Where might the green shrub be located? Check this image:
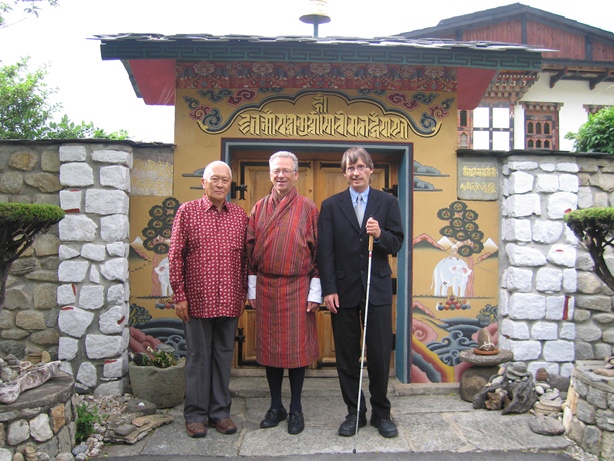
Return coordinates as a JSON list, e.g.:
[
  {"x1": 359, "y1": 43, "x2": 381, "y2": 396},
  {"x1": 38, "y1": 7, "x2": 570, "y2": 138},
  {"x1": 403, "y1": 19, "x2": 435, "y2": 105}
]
[
  {"x1": 75, "y1": 403, "x2": 103, "y2": 444},
  {"x1": 566, "y1": 106, "x2": 614, "y2": 154}
]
